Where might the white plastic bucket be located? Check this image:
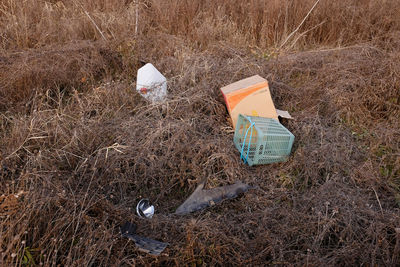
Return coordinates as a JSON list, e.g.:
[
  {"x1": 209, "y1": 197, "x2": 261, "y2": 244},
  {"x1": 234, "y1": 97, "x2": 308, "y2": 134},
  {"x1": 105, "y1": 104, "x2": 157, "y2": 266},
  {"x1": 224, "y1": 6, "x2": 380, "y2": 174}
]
[{"x1": 136, "y1": 63, "x2": 167, "y2": 103}]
